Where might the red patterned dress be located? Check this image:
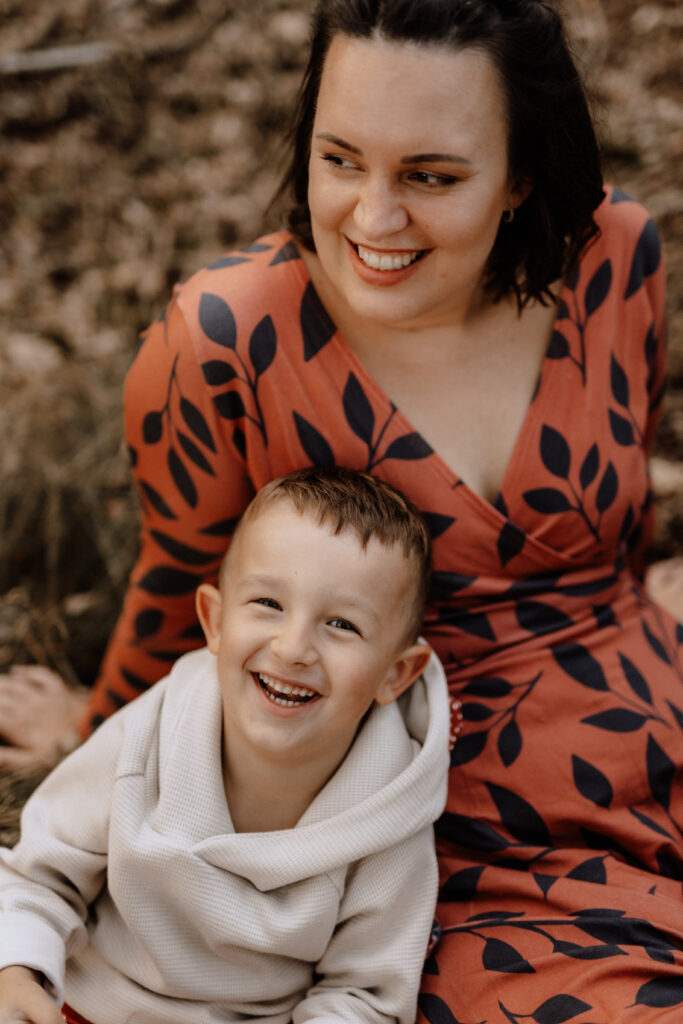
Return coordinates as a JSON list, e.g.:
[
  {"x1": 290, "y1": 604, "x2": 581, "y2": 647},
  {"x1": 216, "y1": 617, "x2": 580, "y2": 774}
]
[{"x1": 88, "y1": 187, "x2": 682, "y2": 1022}]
